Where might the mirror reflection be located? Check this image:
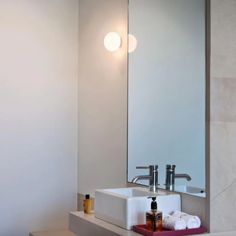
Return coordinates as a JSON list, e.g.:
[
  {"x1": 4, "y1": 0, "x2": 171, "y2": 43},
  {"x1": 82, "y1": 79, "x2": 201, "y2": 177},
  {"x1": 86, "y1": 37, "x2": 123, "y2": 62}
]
[{"x1": 128, "y1": 0, "x2": 206, "y2": 197}]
